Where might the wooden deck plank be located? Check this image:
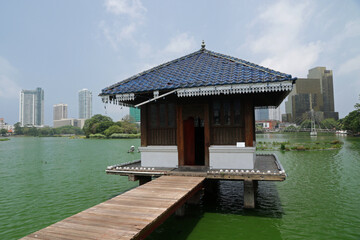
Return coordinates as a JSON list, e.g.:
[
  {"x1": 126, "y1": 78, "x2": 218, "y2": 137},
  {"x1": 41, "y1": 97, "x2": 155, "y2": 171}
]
[{"x1": 21, "y1": 176, "x2": 204, "y2": 240}]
